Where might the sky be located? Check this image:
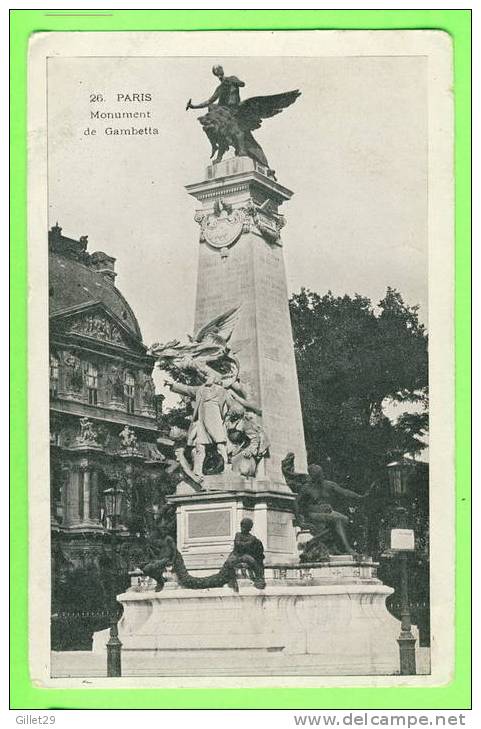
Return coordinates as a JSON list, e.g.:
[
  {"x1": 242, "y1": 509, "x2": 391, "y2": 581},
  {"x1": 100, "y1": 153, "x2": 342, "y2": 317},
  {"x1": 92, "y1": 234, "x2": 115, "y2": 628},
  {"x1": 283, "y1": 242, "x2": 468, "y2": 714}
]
[{"x1": 47, "y1": 54, "x2": 428, "y2": 350}]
